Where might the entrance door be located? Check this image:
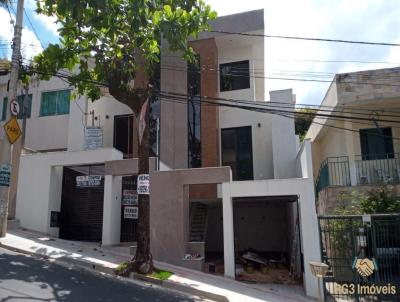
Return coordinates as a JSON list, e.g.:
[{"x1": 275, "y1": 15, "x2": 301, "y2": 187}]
[
  {"x1": 221, "y1": 126, "x2": 253, "y2": 181},
  {"x1": 60, "y1": 165, "x2": 105, "y2": 241},
  {"x1": 120, "y1": 175, "x2": 138, "y2": 242}
]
